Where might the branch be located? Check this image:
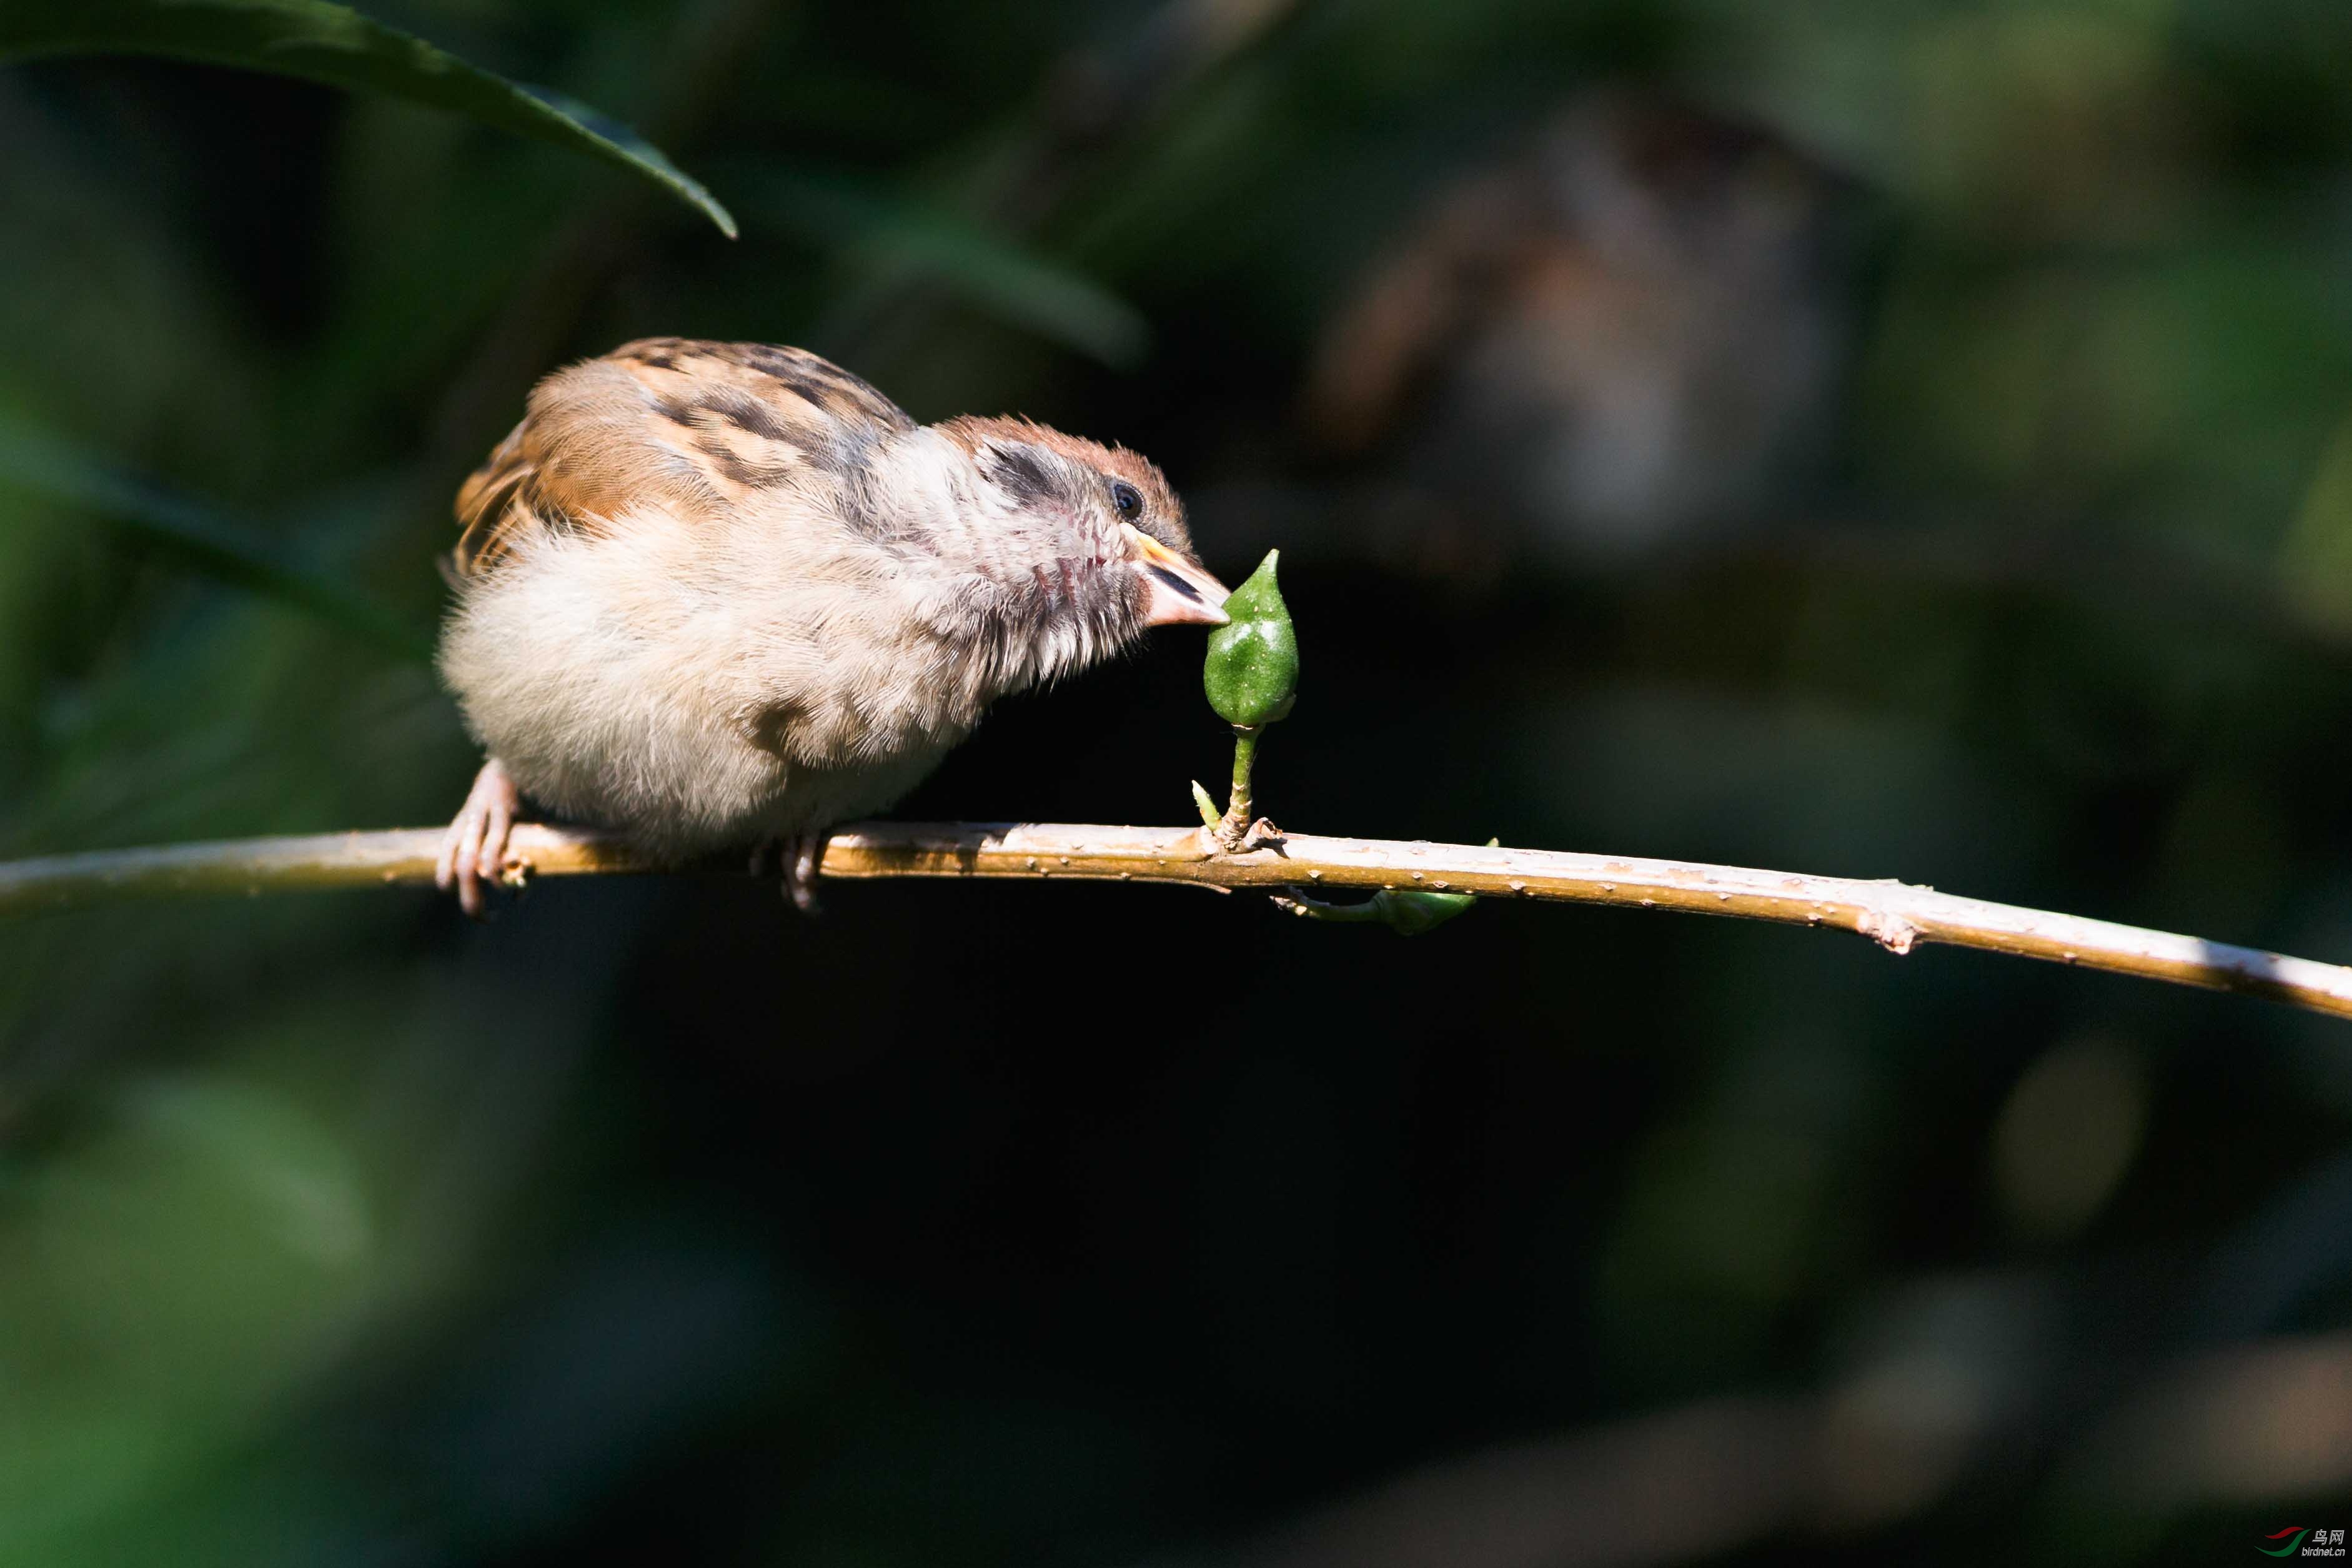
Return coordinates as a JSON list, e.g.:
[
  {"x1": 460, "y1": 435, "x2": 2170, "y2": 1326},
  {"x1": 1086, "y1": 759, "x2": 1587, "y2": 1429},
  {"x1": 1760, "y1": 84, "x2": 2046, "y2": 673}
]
[{"x1": 5, "y1": 821, "x2": 2351, "y2": 1020}]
